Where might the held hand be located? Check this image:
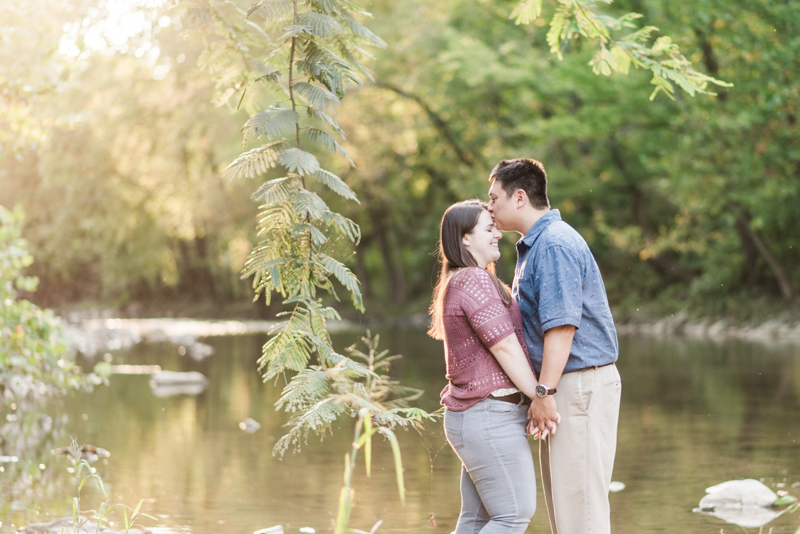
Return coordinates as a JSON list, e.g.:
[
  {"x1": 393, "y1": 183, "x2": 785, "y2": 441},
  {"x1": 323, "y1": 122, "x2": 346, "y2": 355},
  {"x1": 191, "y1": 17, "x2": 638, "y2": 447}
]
[
  {"x1": 526, "y1": 396, "x2": 560, "y2": 439},
  {"x1": 526, "y1": 413, "x2": 561, "y2": 439}
]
